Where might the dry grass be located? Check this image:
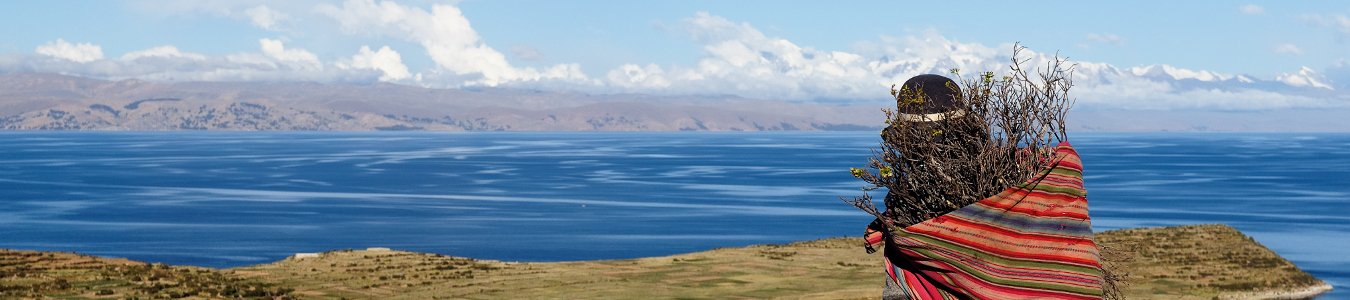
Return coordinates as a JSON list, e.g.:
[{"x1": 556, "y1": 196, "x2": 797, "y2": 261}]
[
  {"x1": 0, "y1": 249, "x2": 290, "y2": 299},
  {"x1": 1096, "y1": 224, "x2": 1331, "y2": 299},
  {"x1": 2, "y1": 224, "x2": 1331, "y2": 299},
  {"x1": 229, "y1": 241, "x2": 880, "y2": 300}
]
